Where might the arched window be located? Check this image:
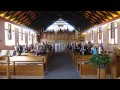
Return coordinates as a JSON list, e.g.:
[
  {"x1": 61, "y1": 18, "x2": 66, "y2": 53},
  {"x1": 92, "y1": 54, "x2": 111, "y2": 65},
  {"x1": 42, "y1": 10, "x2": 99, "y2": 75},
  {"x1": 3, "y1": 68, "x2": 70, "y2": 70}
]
[
  {"x1": 91, "y1": 30, "x2": 94, "y2": 43},
  {"x1": 5, "y1": 22, "x2": 15, "y2": 46},
  {"x1": 19, "y1": 27, "x2": 25, "y2": 45},
  {"x1": 28, "y1": 31, "x2": 32, "y2": 45},
  {"x1": 34, "y1": 33, "x2": 37, "y2": 44},
  {"x1": 108, "y1": 21, "x2": 118, "y2": 44},
  {"x1": 98, "y1": 27, "x2": 103, "y2": 44}
]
